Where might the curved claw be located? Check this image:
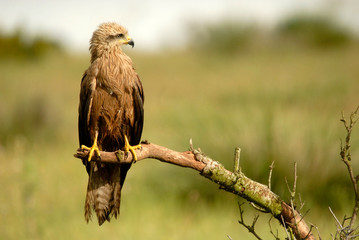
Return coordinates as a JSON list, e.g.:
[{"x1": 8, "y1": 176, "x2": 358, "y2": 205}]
[
  {"x1": 124, "y1": 135, "x2": 141, "y2": 162},
  {"x1": 81, "y1": 131, "x2": 101, "y2": 161}
]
